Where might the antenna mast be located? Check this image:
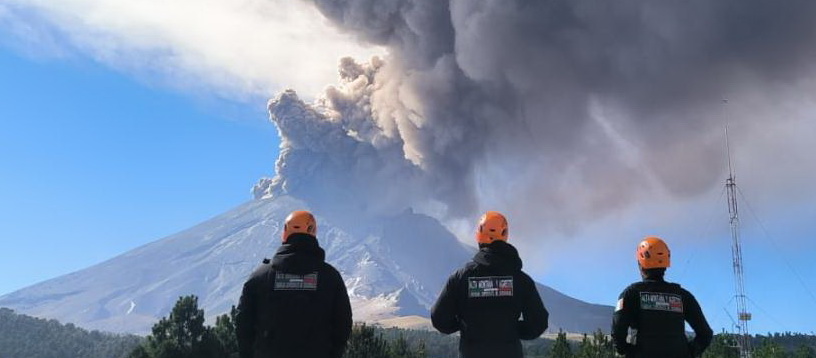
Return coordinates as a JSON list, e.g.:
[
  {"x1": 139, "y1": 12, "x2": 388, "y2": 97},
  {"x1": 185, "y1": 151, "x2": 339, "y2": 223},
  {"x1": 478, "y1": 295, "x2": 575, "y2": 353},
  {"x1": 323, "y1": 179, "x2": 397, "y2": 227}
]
[{"x1": 725, "y1": 125, "x2": 752, "y2": 358}]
